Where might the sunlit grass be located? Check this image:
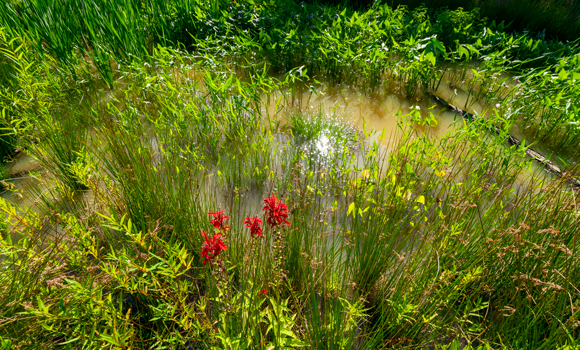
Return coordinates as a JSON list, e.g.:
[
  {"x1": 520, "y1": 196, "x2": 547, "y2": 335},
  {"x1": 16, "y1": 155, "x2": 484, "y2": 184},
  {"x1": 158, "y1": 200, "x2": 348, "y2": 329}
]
[{"x1": 0, "y1": 1, "x2": 579, "y2": 349}]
